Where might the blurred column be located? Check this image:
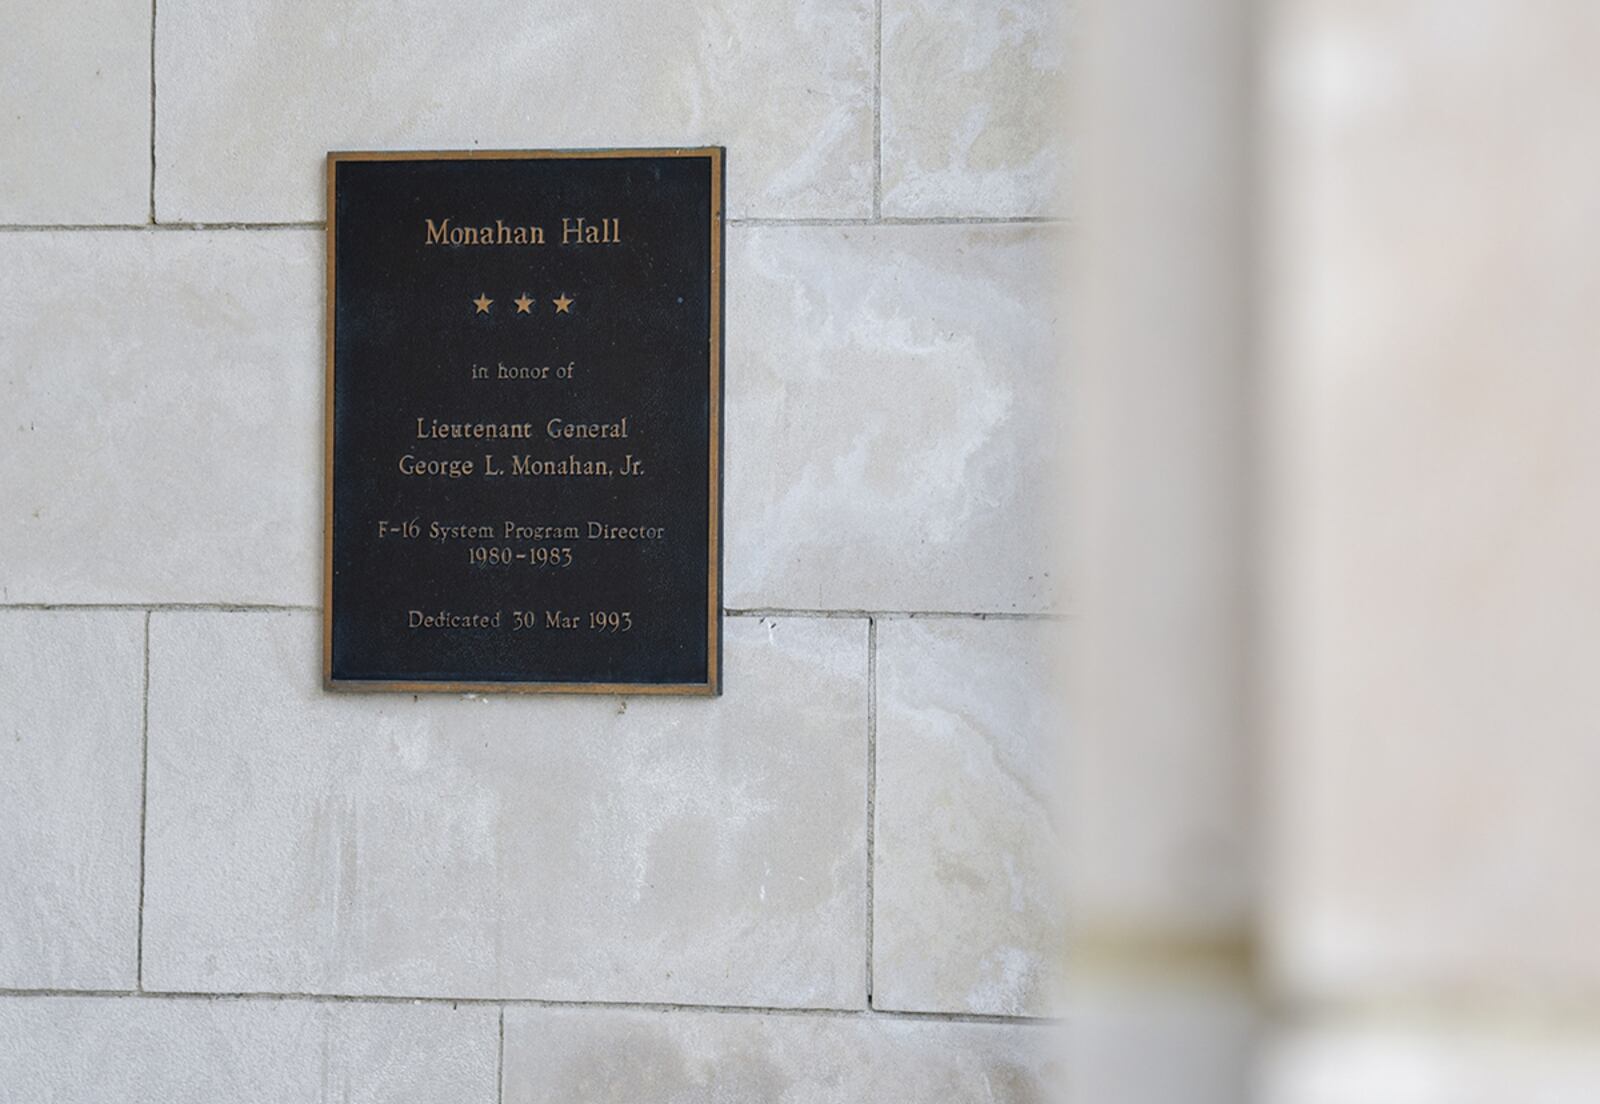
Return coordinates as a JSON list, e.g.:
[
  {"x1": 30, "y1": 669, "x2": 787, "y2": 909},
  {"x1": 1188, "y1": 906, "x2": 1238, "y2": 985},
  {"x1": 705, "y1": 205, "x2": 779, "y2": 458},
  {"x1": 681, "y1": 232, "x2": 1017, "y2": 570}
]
[
  {"x1": 1260, "y1": 2, "x2": 1600, "y2": 1100},
  {"x1": 1069, "y1": 0, "x2": 1258, "y2": 1100}
]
